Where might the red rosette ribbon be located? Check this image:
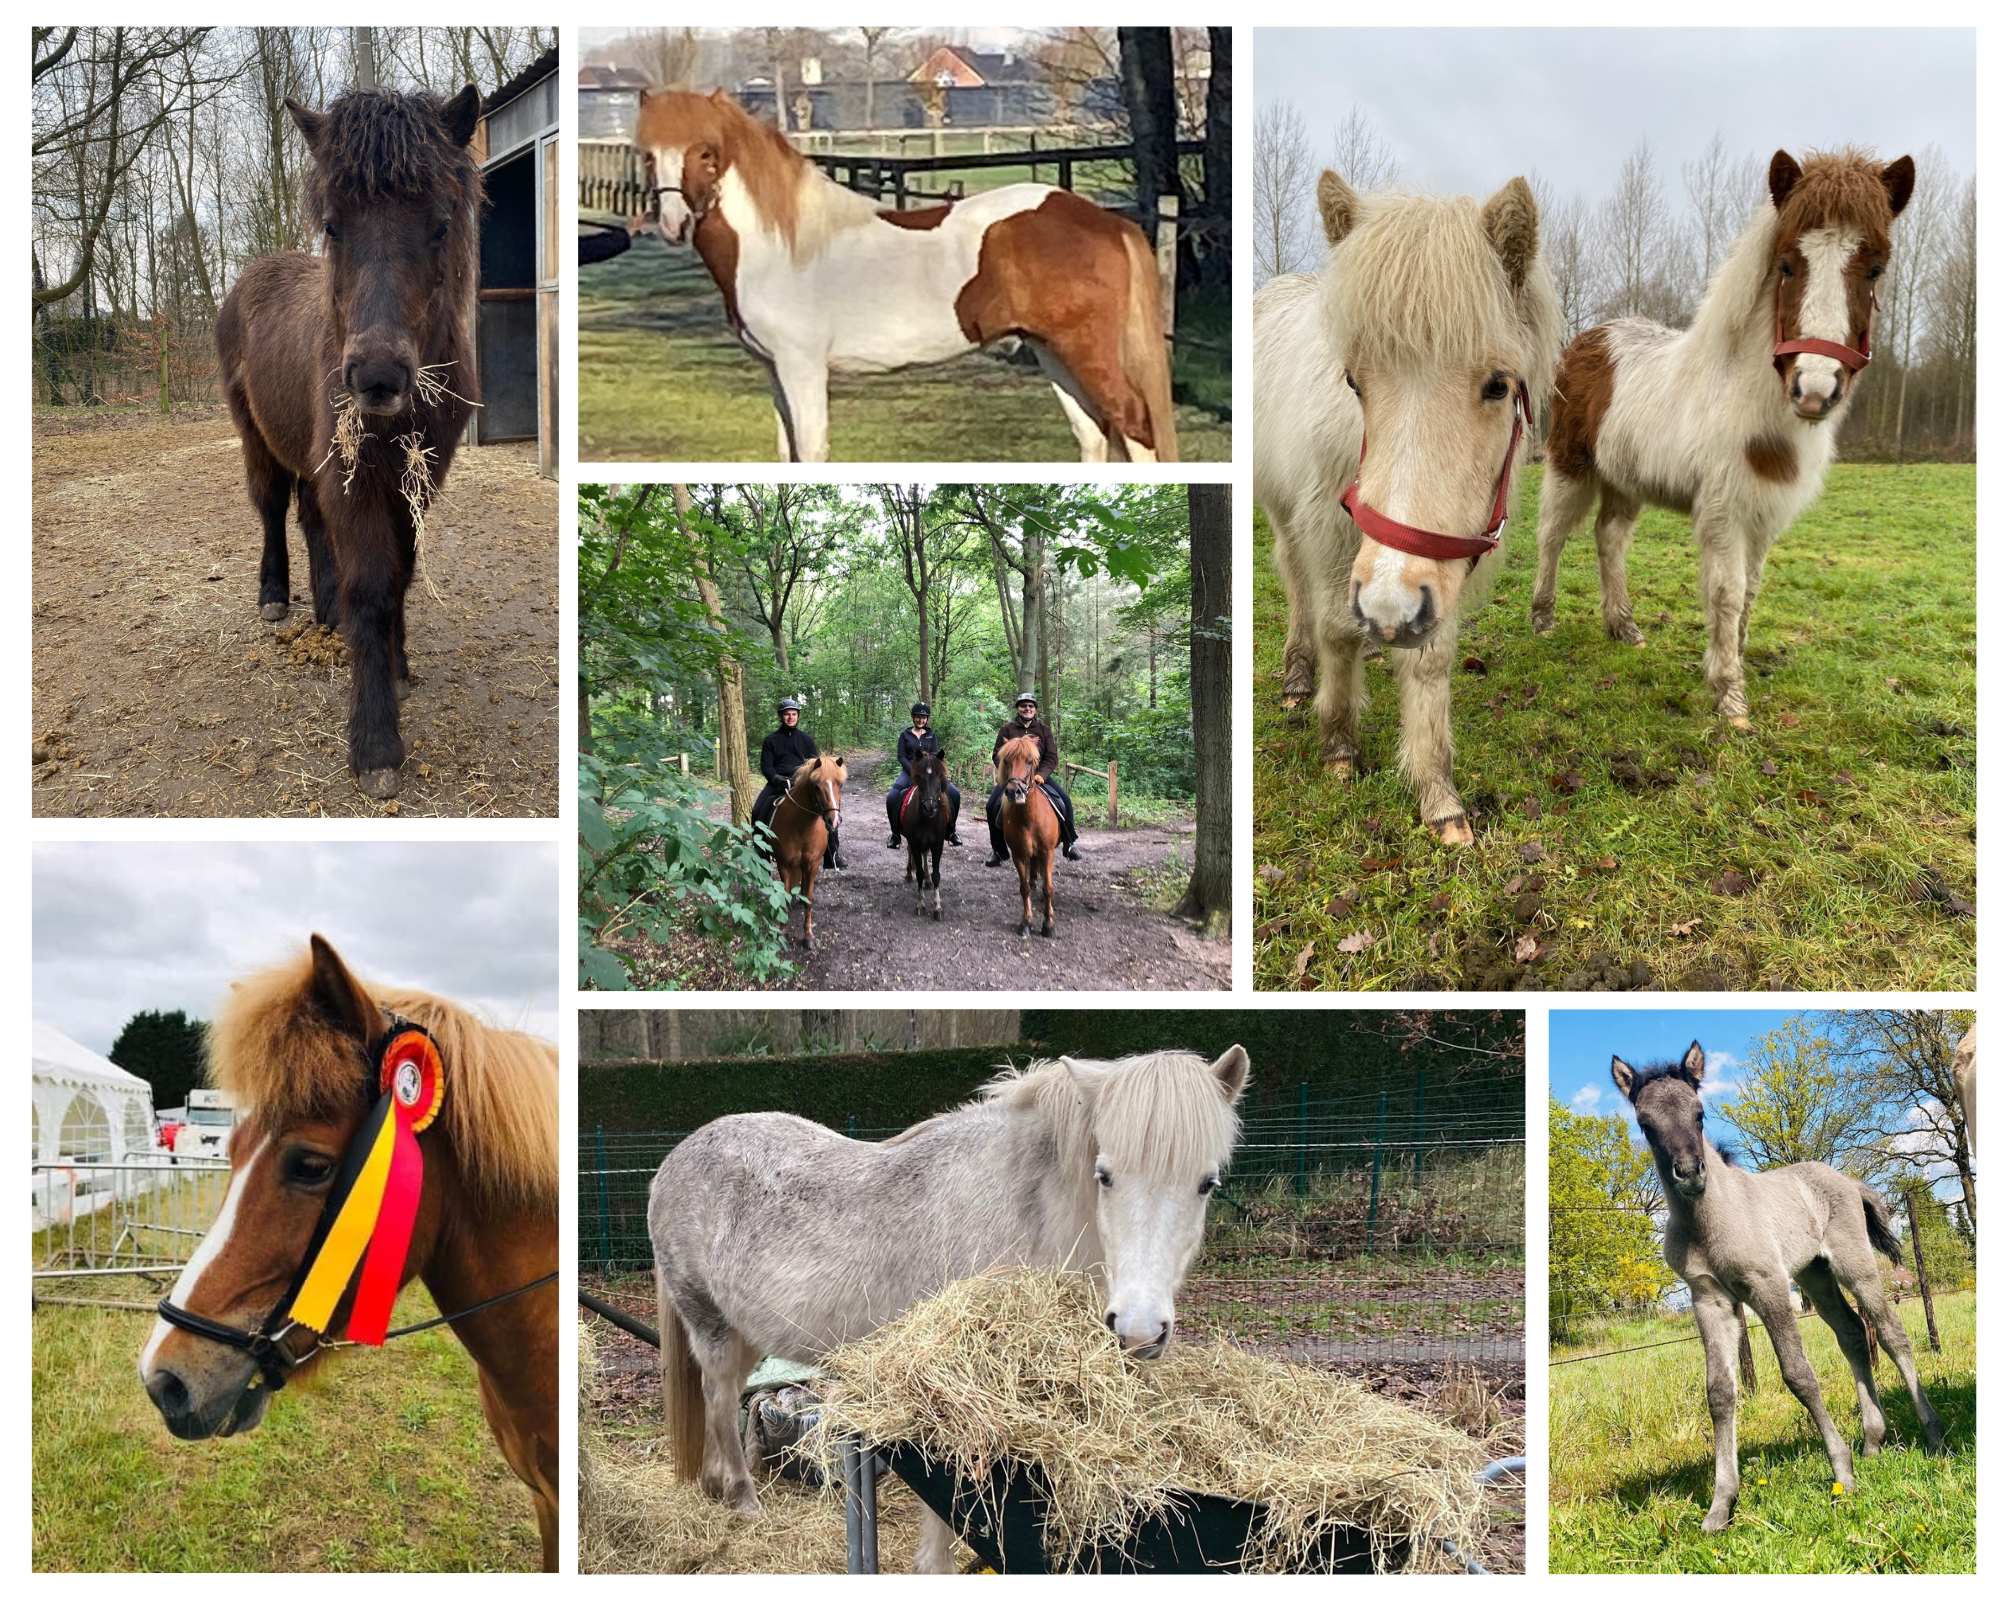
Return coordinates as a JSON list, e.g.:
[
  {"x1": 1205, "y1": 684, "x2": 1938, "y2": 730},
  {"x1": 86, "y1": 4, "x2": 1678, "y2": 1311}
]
[{"x1": 347, "y1": 1029, "x2": 444, "y2": 1344}]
